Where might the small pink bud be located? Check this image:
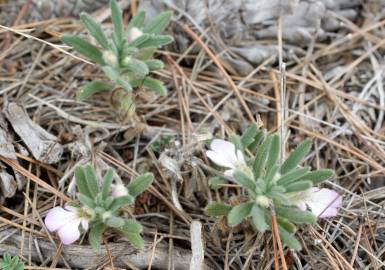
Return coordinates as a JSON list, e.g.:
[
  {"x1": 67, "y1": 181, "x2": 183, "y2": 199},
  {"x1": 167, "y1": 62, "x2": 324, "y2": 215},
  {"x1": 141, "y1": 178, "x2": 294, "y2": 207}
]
[
  {"x1": 127, "y1": 27, "x2": 143, "y2": 43},
  {"x1": 111, "y1": 183, "x2": 128, "y2": 197}
]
